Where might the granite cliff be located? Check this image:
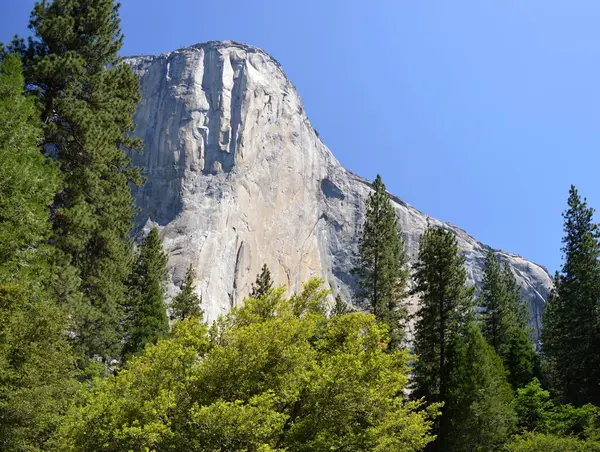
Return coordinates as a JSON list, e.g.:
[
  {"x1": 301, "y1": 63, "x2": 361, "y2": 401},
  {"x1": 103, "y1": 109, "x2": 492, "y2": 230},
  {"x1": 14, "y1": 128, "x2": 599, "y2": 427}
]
[{"x1": 125, "y1": 41, "x2": 551, "y2": 338}]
